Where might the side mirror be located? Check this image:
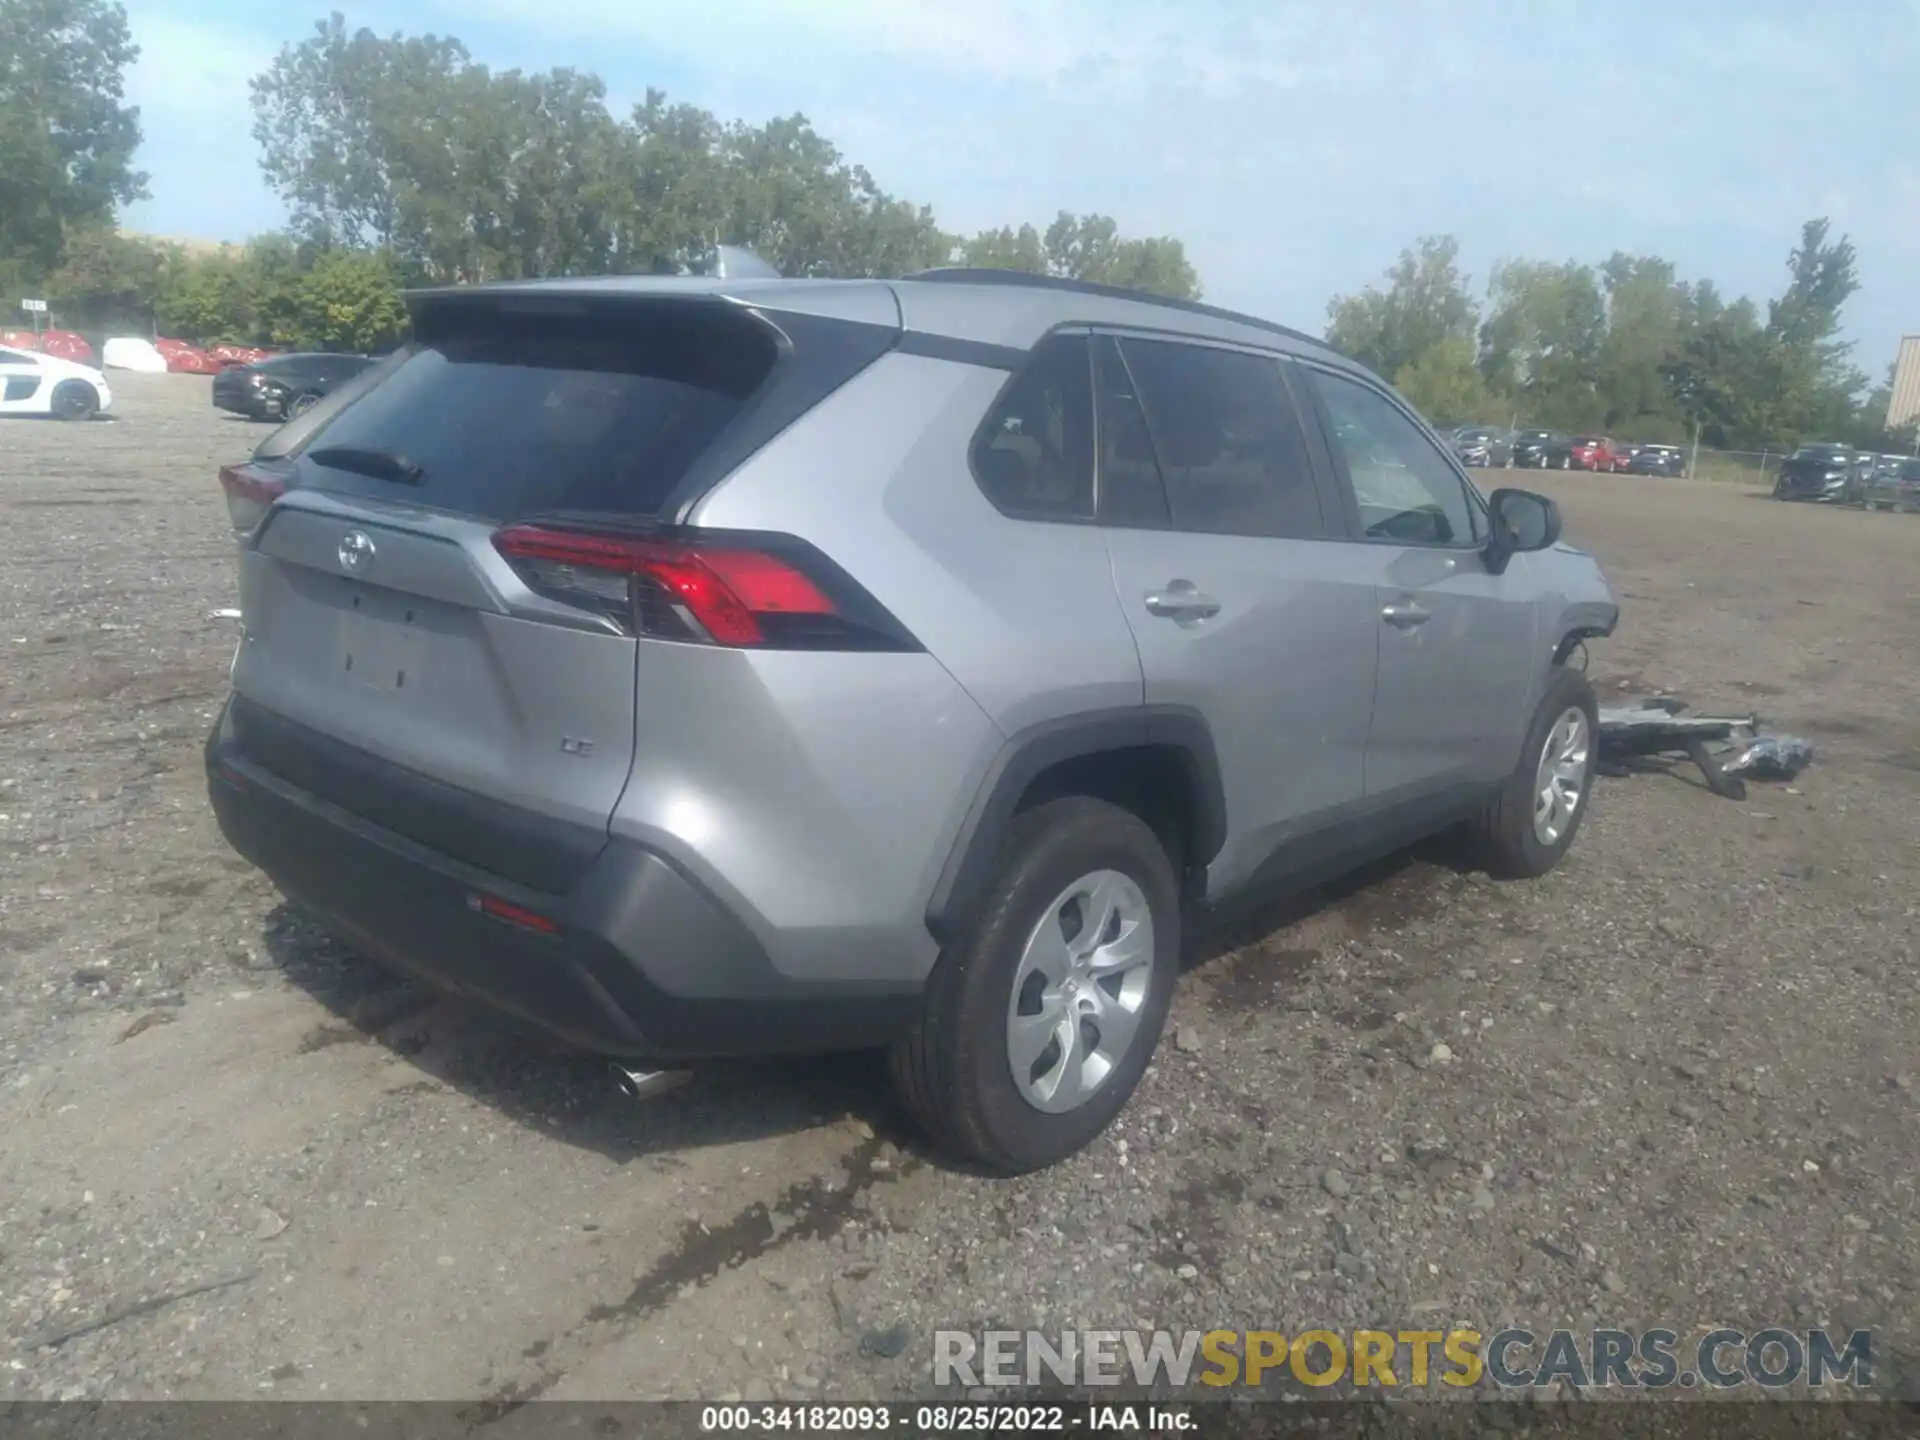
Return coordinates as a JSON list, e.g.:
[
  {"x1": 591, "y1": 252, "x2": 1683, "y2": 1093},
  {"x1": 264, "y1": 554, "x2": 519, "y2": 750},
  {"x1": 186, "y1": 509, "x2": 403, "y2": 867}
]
[{"x1": 1484, "y1": 488, "x2": 1562, "y2": 575}]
